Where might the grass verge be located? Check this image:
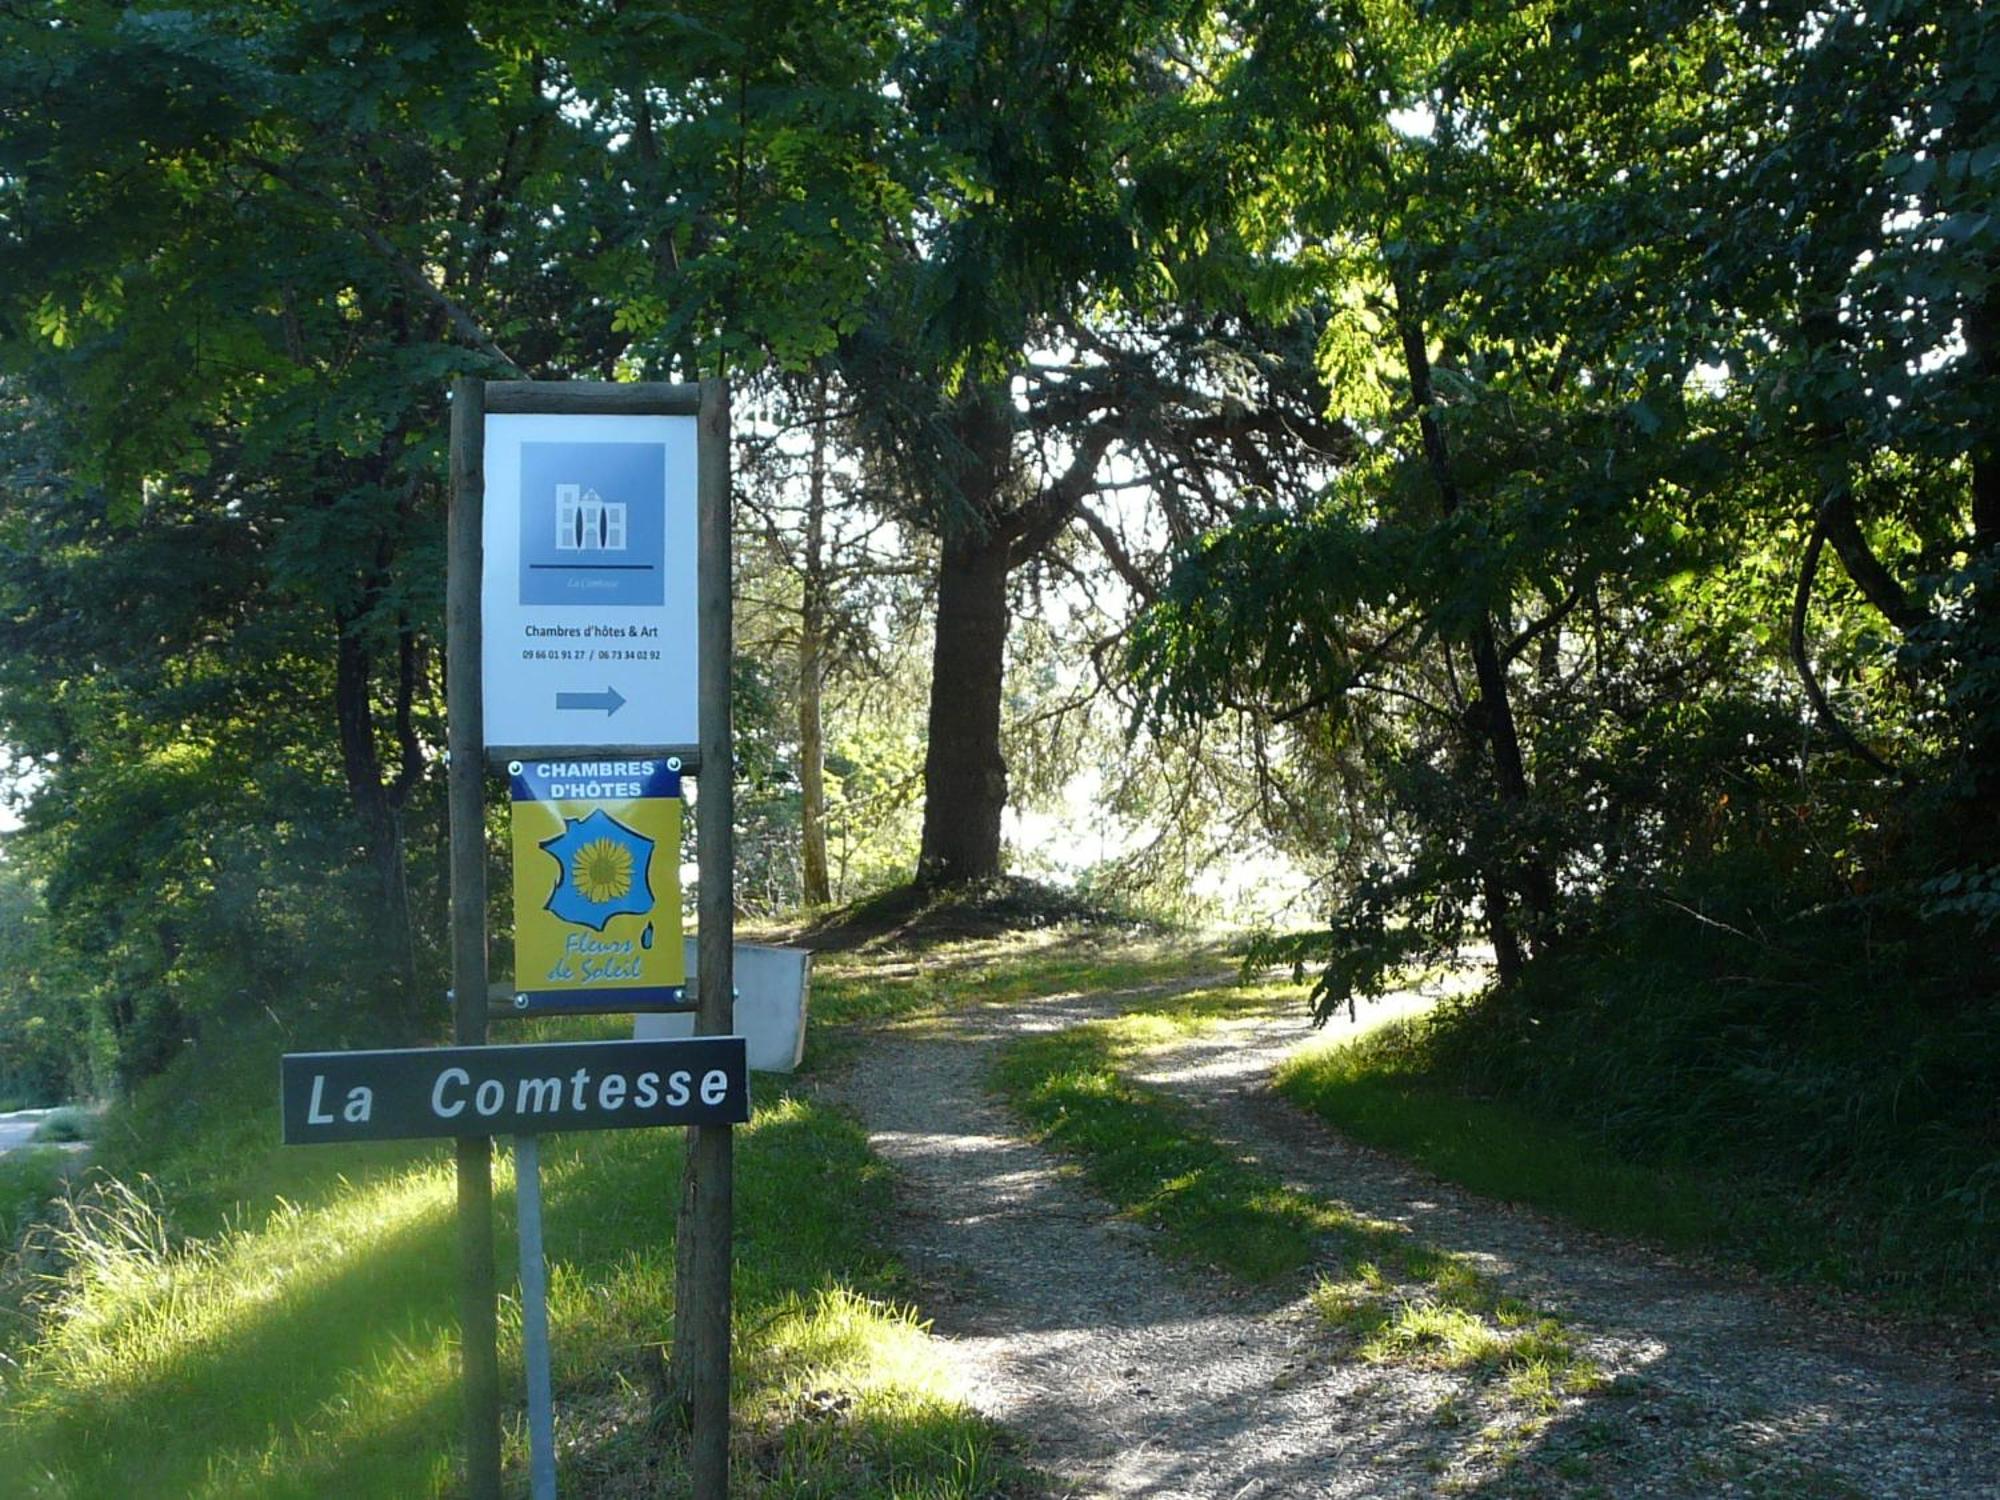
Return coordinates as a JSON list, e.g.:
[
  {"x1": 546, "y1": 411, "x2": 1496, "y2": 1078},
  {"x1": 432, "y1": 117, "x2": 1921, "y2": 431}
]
[
  {"x1": 810, "y1": 929, "x2": 1221, "y2": 1030},
  {"x1": 0, "y1": 1150, "x2": 70, "y2": 1251},
  {"x1": 1274, "y1": 1009, "x2": 1999, "y2": 1326},
  {"x1": 993, "y1": 1023, "x2": 1349, "y2": 1283},
  {"x1": 29, "y1": 1111, "x2": 94, "y2": 1146},
  {"x1": 1274, "y1": 1021, "x2": 1735, "y2": 1256},
  {"x1": 0, "y1": 1031, "x2": 1035, "y2": 1499},
  {"x1": 1330, "y1": 890, "x2": 2000, "y2": 1327},
  {"x1": 990, "y1": 992, "x2": 1598, "y2": 1410}
]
